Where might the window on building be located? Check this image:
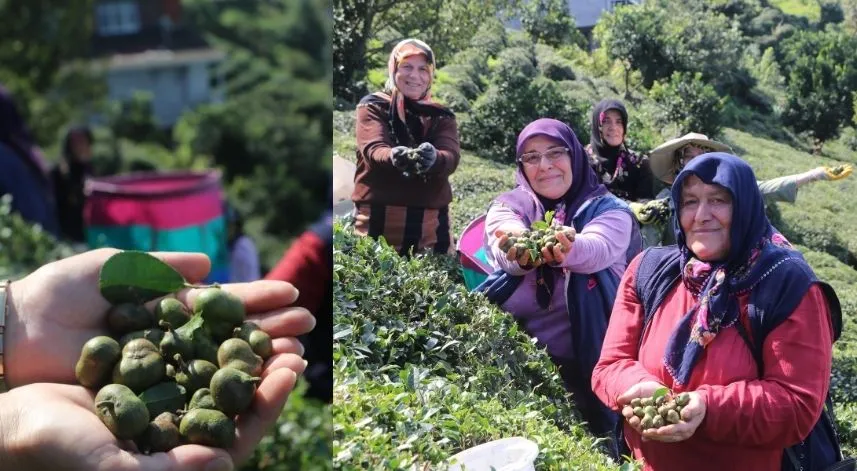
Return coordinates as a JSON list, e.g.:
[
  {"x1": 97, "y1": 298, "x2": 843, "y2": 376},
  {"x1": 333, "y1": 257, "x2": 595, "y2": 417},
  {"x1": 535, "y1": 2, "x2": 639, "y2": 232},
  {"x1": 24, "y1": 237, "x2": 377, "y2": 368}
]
[{"x1": 96, "y1": 1, "x2": 142, "y2": 36}]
